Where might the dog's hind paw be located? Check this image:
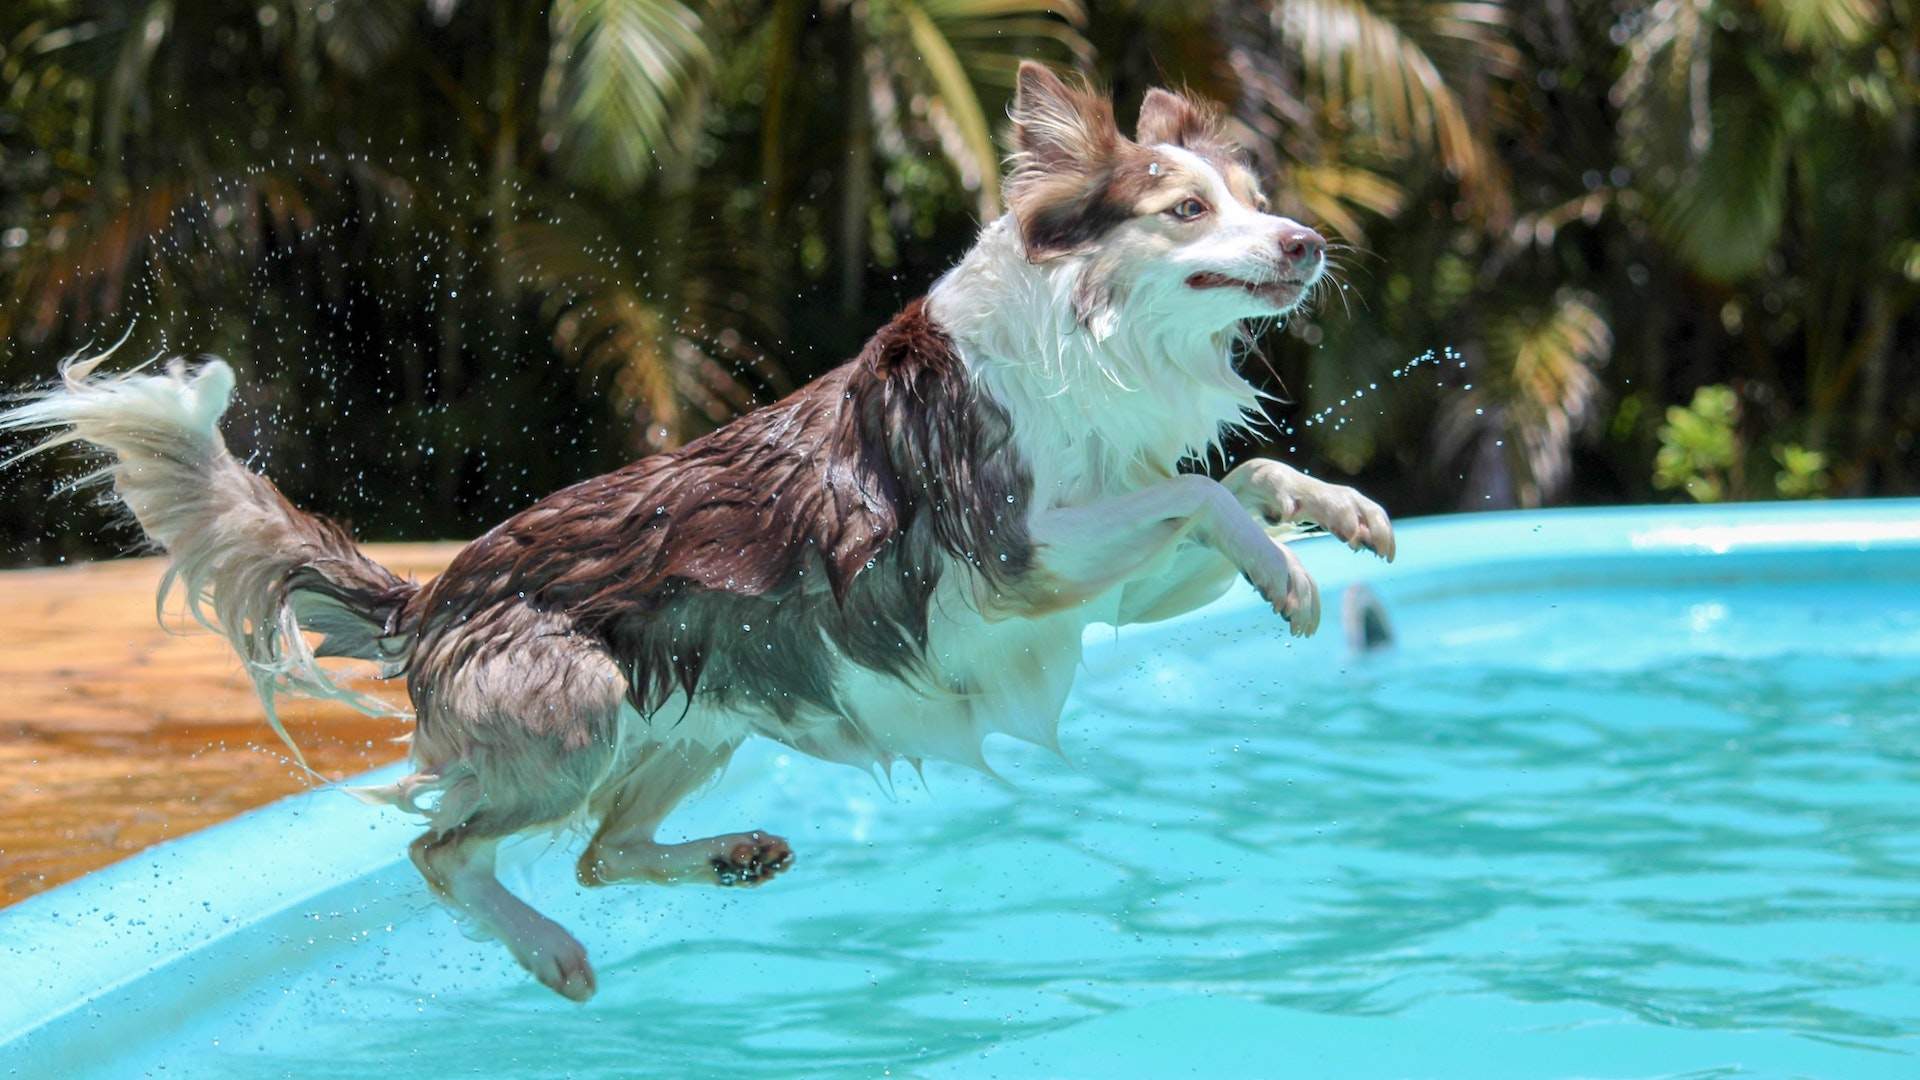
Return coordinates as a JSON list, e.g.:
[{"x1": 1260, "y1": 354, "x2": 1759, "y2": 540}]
[
  {"x1": 511, "y1": 921, "x2": 597, "y2": 1002},
  {"x1": 711, "y1": 831, "x2": 795, "y2": 887}
]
